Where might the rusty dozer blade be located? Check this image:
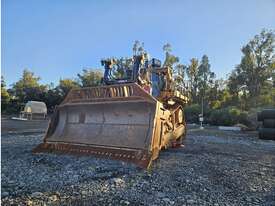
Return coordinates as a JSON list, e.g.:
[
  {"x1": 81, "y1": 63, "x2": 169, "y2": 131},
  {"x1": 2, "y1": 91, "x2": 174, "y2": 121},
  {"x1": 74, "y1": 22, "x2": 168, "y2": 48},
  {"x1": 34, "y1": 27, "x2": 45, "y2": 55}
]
[{"x1": 33, "y1": 83, "x2": 166, "y2": 168}]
